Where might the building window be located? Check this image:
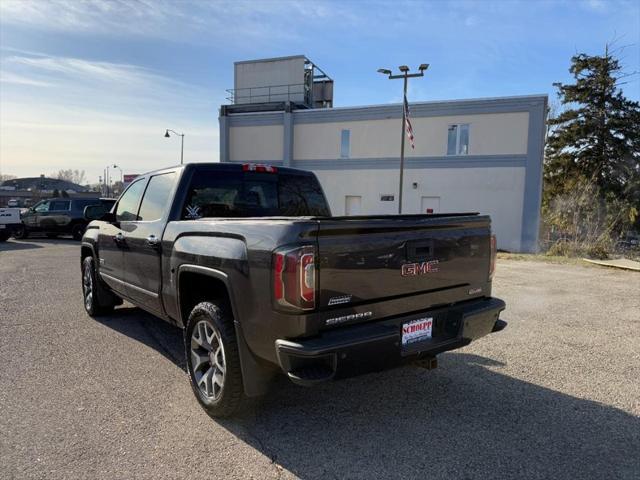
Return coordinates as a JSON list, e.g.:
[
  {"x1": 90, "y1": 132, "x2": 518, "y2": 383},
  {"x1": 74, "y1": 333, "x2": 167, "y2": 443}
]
[
  {"x1": 447, "y1": 124, "x2": 469, "y2": 155},
  {"x1": 340, "y1": 129, "x2": 350, "y2": 158}
]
